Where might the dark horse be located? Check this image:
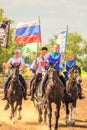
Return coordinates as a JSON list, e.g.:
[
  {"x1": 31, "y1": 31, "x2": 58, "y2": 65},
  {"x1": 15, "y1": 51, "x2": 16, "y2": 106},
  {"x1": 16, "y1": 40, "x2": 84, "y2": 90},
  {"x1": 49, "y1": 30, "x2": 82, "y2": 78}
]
[
  {"x1": 6, "y1": 63, "x2": 23, "y2": 124},
  {"x1": 64, "y1": 65, "x2": 81, "y2": 126},
  {"x1": 44, "y1": 63, "x2": 65, "y2": 130},
  {"x1": 31, "y1": 69, "x2": 47, "y2": 123}
]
